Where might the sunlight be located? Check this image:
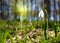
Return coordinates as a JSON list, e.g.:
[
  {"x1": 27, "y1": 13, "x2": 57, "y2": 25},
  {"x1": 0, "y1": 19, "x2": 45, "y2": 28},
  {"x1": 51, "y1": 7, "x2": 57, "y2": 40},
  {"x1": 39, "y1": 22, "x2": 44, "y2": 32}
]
[
  {"x1": 16, "y1": 1, "x2": 27, "y2": 16},
  {"x1": 16, "y1": 0, "x2": 28, "y2": 29}
]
